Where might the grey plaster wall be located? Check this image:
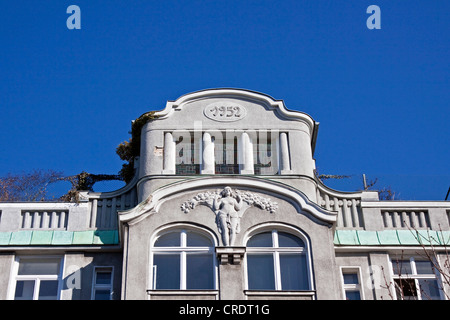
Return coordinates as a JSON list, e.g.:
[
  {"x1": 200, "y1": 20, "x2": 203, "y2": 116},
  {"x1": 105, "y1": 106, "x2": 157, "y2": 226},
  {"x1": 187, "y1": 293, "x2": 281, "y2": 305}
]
[
  {"x1": 0, "y1": 253, "x2": 14, "y2": 299},
  {"x1": 122, "y1": 185, "x2": 340, "y2": 300},
  {"x1": 61, "y1": 251, "x2": 123, "y2": 300},
  {"x1": 335, "y1": 253, "x2": 374, "y2": 300}
]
